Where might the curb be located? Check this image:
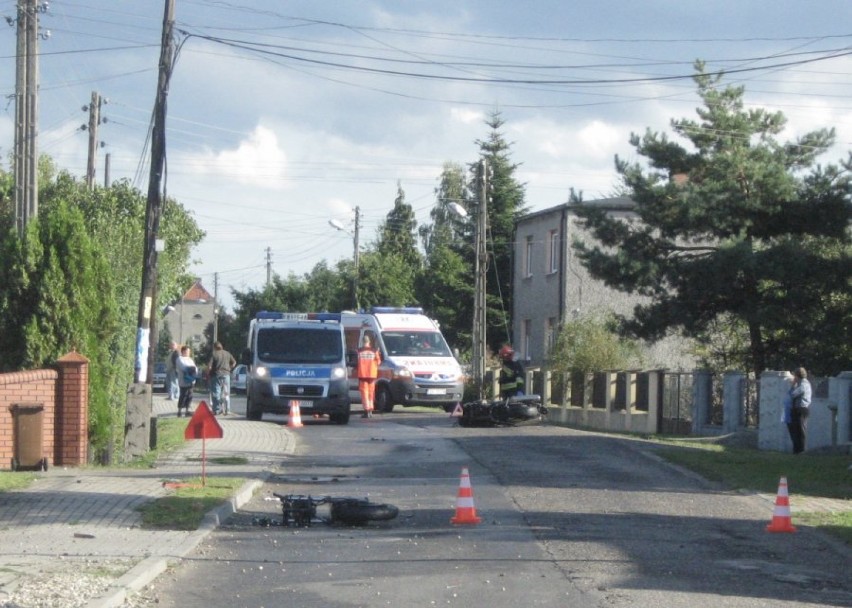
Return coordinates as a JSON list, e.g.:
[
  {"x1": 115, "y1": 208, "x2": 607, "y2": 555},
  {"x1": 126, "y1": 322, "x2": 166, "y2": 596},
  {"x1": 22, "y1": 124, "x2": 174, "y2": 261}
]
[{"x1": 86, "y1": 476, "x2": 268, "y2": 608}]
